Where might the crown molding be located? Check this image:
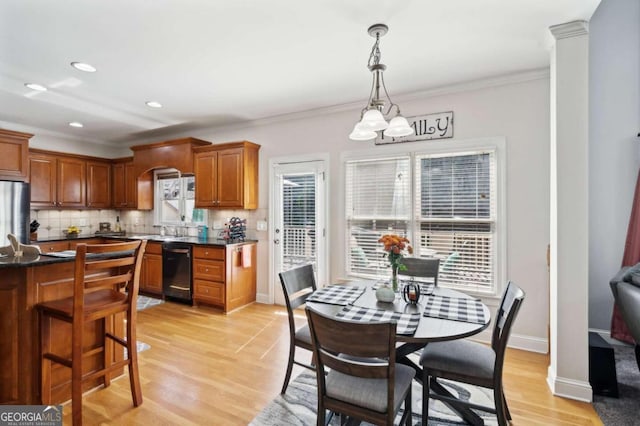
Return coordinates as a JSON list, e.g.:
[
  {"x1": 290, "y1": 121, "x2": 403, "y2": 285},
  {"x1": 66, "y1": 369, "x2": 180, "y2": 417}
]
[
  {"x1": 549, "y1": 20, "x2": 589, "y2": 40},
  {"x1": 200, "y1": 68, "x2": 551, "y2": 135}
]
